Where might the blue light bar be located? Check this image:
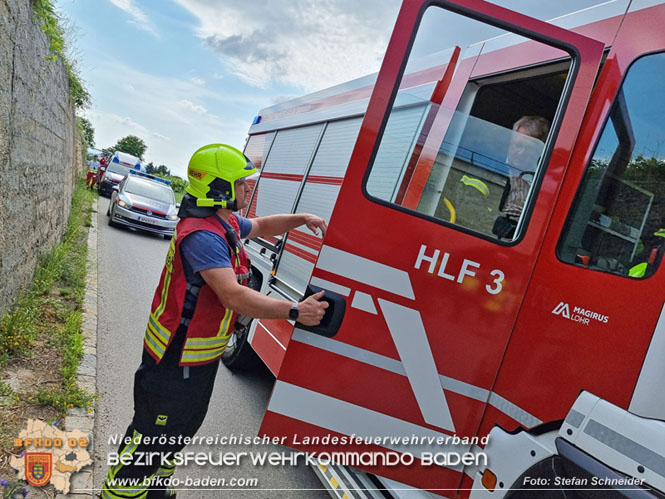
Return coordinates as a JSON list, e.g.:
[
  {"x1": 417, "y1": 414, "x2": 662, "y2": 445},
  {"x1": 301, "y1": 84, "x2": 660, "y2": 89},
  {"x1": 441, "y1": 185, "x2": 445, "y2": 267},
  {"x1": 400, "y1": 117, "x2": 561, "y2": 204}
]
[
  {"x1": 128, "y1": 170, "x2": 172, "y2": 185},
  {"x1": 252, "y1": 115, "x2": 262, "y2": 125}
]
